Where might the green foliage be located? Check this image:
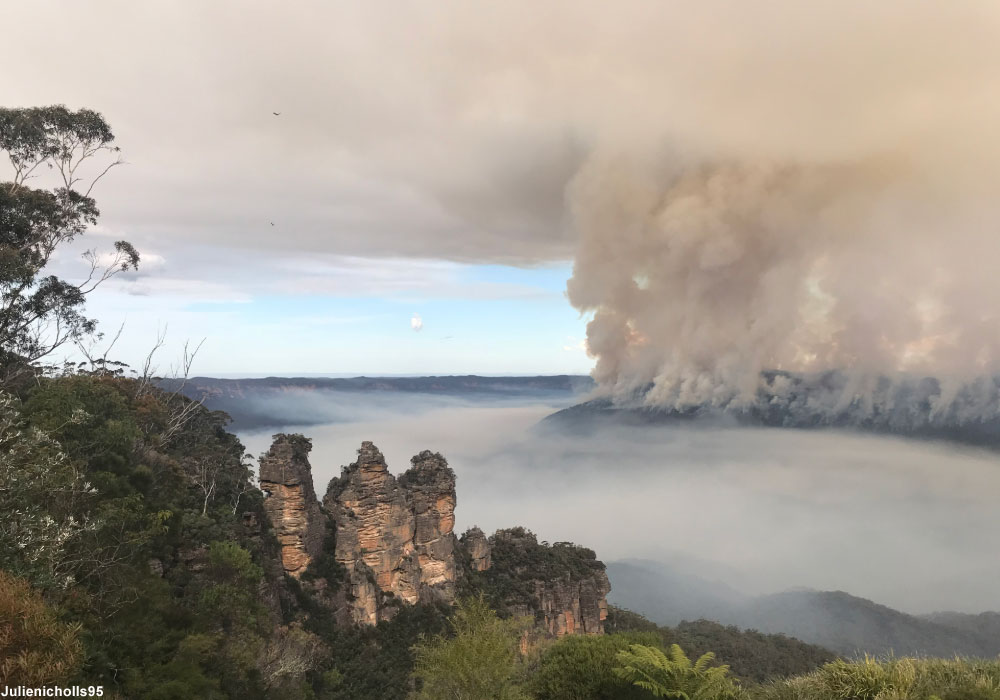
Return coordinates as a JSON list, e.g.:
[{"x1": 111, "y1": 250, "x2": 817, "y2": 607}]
[
  {"x1": 0, "y1": 371, "x2": 287, "y2": 698},
  {"x1": 22, "y1": 375, "x2": 140, "y2": 495},
  {"x1": 0, "y1": 391, "x2": 94, "y2": 588},
  {"x1": 672, "y1": 620, "x2": 836, "y2": 685},
  {"x1": 410, "y1": 595, "x2": 531, "y2": 700},
  {"x1": 754, "y1": 657, "x2": 1000, "y2": 700},
  {"x1": 0, "y1": 569, "x2": 83, "y2": 686},
  {"x1": 530, "y1": 632, "x2": 663, "y2": 699},
  {"x1": 490, "y1": 527, "x2": 603, "y2": 582},
  {"x1": 461, "y1": 527, "x2": 605, "y2": 622},
  {"x1": 0, "y1": 105, "x2": 115, "y2": 162},
  {"x1": 0, "y1": 105, "x2": 137, "y2": 386},
  {"x1": 615, "y1": 643, "x2": 743, "y2": 700},
  {"x1": 198, "y1": 541, "x2": 265, "y2": 633},
  {"x1": 286, "y1": 590, "x2": 450, "y2": 700},
  {"x1": 300, "y1": 519, "x2": 346, "y2": 591},
  {"x1": 207, "y1": 540, "x2": 264, "y2": 586},
  {"x1": 606, "y1": 607, "x2": 836, "y2": 684}
]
